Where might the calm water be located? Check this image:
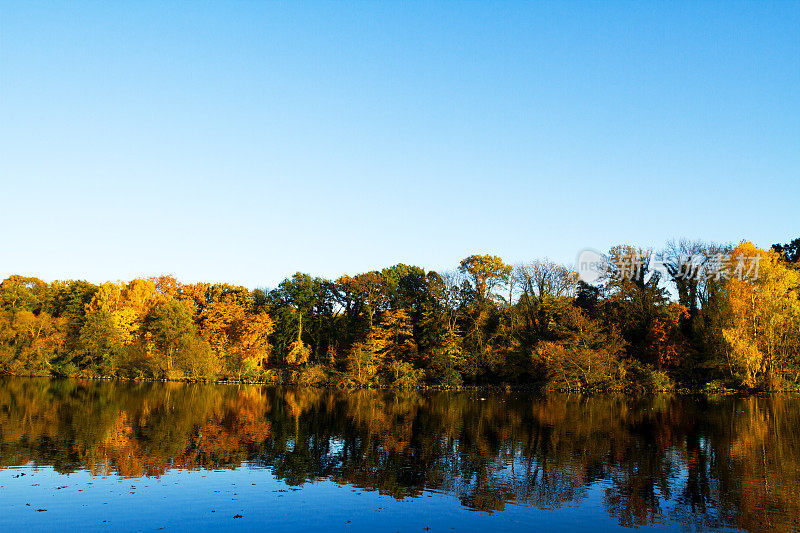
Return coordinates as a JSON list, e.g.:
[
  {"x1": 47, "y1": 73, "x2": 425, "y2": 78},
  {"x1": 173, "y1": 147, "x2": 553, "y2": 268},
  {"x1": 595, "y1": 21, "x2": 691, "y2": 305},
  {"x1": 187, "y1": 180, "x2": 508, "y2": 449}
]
[{"x1": 0, "y1": 378, "x2": 798, "y2": 532}]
